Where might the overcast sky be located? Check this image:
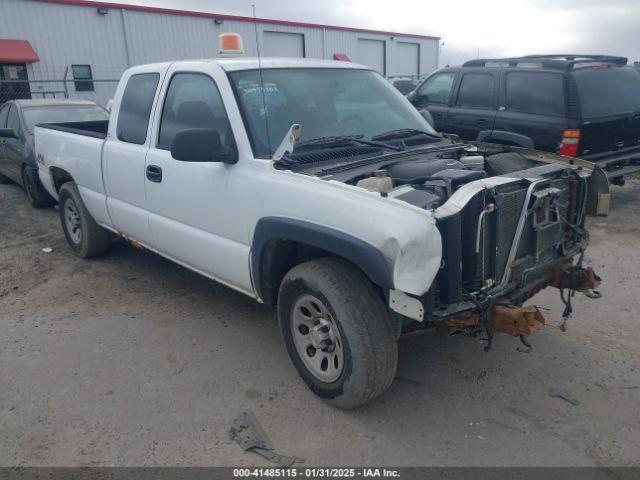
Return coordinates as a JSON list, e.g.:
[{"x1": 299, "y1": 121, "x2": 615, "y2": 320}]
[{"x1": 99, "y1": 0, "x2": 639, "y2": 65}]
